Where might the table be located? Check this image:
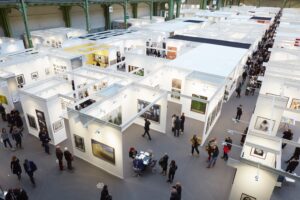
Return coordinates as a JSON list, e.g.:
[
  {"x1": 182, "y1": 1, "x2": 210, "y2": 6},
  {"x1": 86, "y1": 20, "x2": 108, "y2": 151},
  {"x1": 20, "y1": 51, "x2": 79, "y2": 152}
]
[{"x1": 135, "y1": 151, "x2": 151, "y2": 166}]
